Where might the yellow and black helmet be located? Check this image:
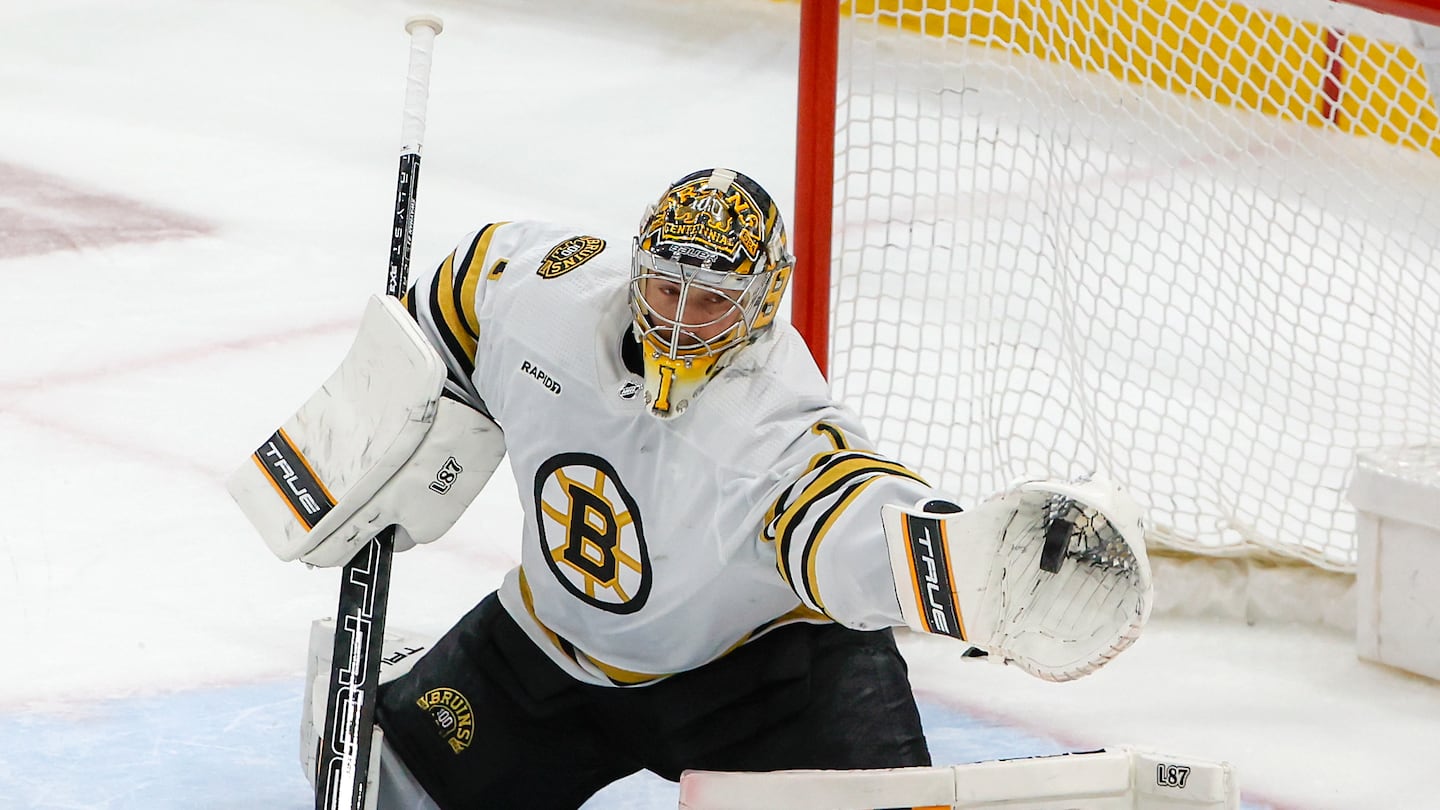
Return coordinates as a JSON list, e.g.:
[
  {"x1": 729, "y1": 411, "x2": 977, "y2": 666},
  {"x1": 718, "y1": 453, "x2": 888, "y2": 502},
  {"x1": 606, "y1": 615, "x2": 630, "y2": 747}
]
[{"x1": 630, "y1": 168, "x2": 794, "y2": 418}]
